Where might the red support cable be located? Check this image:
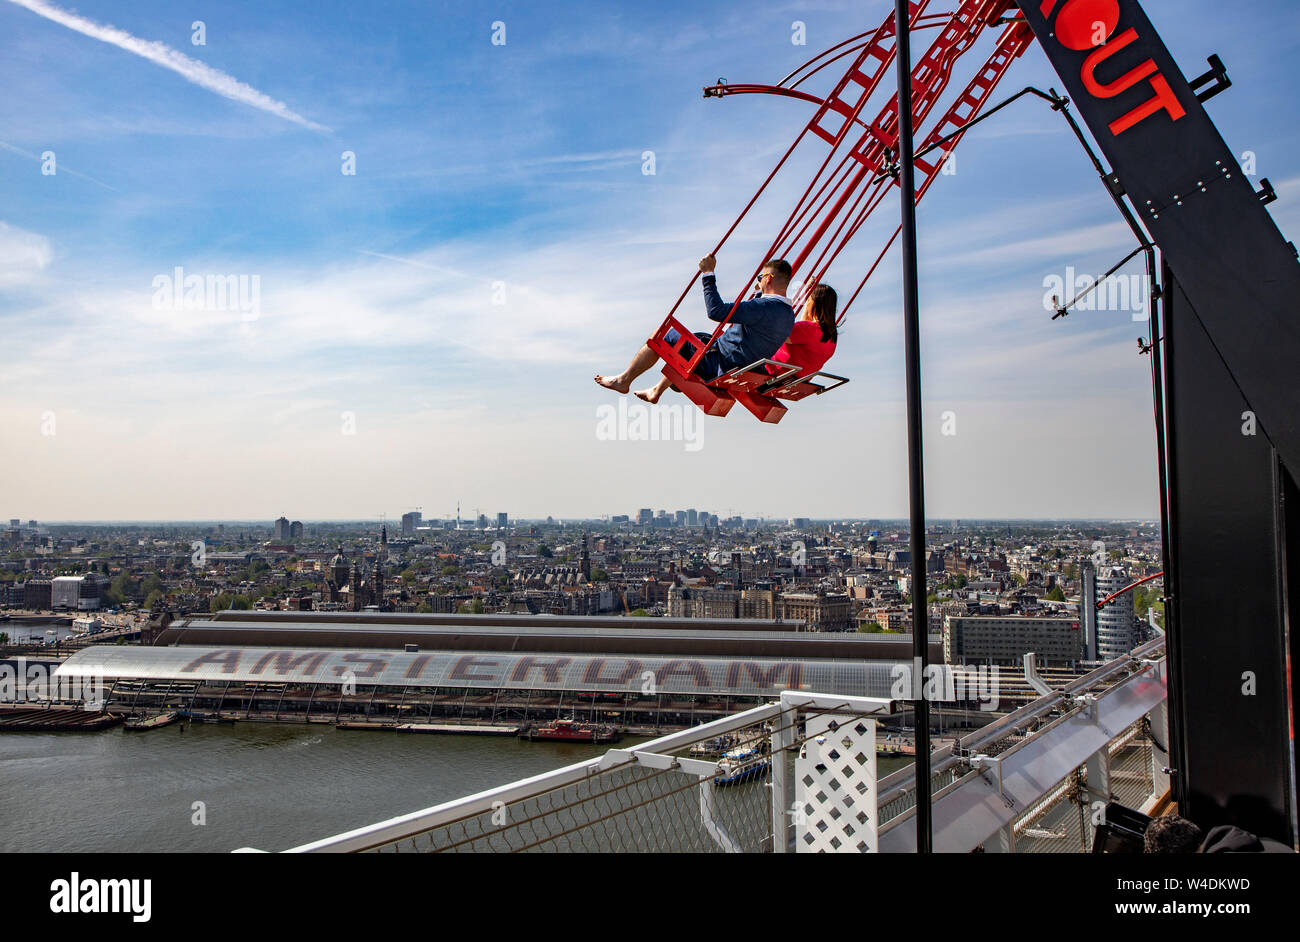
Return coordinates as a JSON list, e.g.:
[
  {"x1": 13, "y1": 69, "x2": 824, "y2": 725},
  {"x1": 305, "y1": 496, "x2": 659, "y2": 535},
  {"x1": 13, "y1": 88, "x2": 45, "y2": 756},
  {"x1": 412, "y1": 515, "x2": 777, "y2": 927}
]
[
  {"x1": 1097, "y1": 571, "x2": 1165, "y2": 610},
  {"x1": 665, "y1": 1, "x2": 932, "y2": 373},
  {"x1": 647, "y1": 0, "x2": 1029, "y2": 408},
  {"x1": 841, "y1": 20, "x2": 1034, "y2": 320}
]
